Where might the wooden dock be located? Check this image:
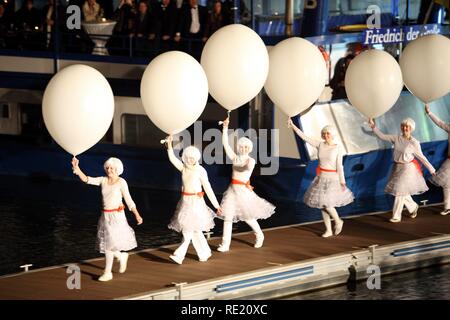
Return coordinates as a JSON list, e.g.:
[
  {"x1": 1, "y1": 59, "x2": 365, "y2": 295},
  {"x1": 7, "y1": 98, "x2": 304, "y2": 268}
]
[{"x1": 1, "y1": 204, "x2": 450, "y2": 300}]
